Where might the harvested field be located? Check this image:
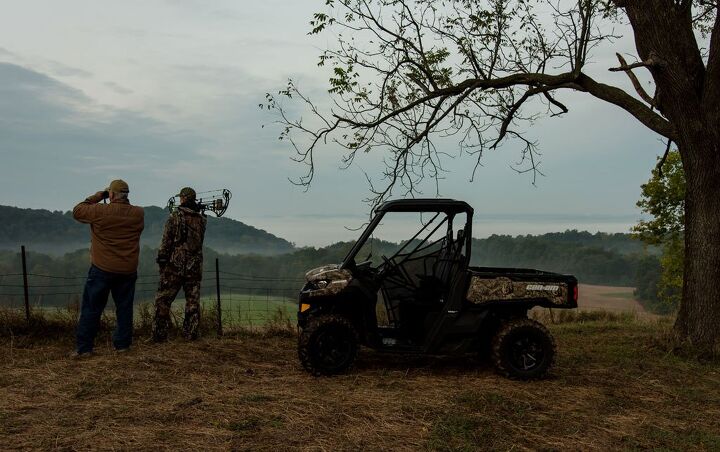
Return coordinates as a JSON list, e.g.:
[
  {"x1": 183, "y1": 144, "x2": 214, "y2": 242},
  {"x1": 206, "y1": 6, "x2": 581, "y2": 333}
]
[
  {"x1": 1, "y1": 317, "x2": 719, "y2": 451},
  {"x1": 577, "y1": 284, "x2": 653, "y2": 317}
]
